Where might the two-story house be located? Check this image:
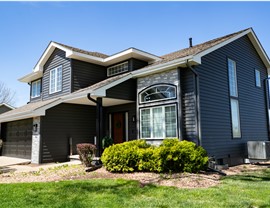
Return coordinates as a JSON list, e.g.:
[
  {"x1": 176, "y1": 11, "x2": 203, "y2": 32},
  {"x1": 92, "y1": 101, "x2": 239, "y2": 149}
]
[{"x1": 0, "y1": 27, "x2": 269, "y2": 166}]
